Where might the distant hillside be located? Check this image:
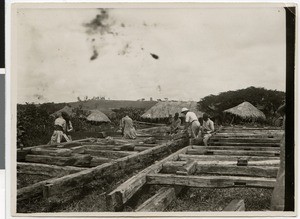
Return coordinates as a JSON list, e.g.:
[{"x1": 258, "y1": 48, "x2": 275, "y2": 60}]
[
  {"x1": 18, "y1": 100, "x2": 158, "y2": 115},
  {"x1": 67, "y1": 100, "x2": 158, "y2": 111}
]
